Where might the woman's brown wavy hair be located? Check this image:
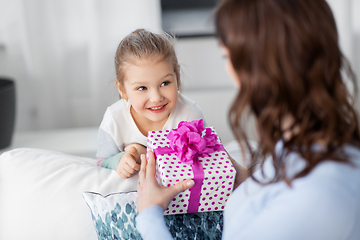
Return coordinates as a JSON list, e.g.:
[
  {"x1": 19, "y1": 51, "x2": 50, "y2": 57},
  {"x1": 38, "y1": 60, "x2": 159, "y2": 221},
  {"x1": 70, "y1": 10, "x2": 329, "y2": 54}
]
[{"x1": 215, "y1": 0, "x2": 360, "y2": 183}]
